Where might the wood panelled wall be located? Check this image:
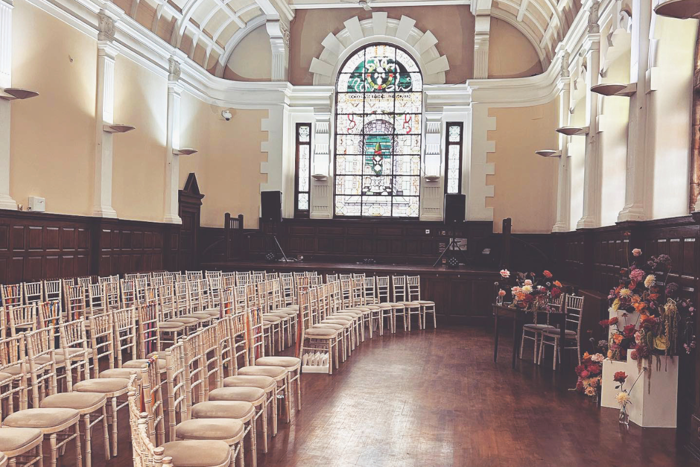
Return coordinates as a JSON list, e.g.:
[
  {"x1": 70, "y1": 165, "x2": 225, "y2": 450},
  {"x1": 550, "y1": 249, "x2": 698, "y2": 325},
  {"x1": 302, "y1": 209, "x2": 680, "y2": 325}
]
[
  {"x1": 0, "y1": 210, "x2": 181, "y2": 282},
  {"x1": 541, "y1": 216, "x2": 700, "y2": 455}
]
